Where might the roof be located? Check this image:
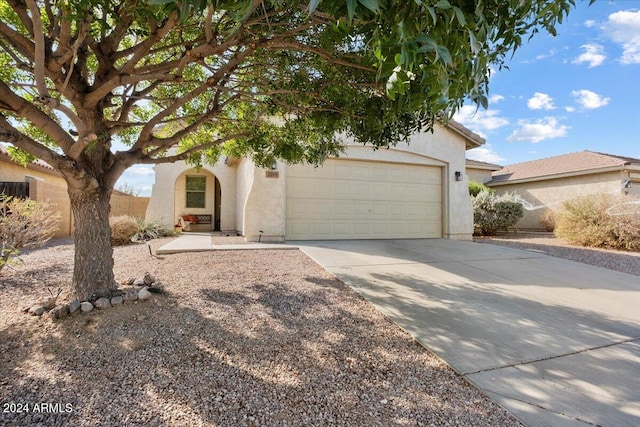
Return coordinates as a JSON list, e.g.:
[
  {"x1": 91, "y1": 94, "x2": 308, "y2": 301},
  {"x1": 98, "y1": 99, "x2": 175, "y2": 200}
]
[
  {"x1": 489, "y1": 151, "x2": 640, "y2": 185},
  {"x1": 465, "y1": 159, "x2": 502, "y2": 171},
  {"x1": 0, "y1": 144, "x2": 59, "y2": 175},
  {"x1": 445, "y1": 120, "x2": 485, "y2": 149}
]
